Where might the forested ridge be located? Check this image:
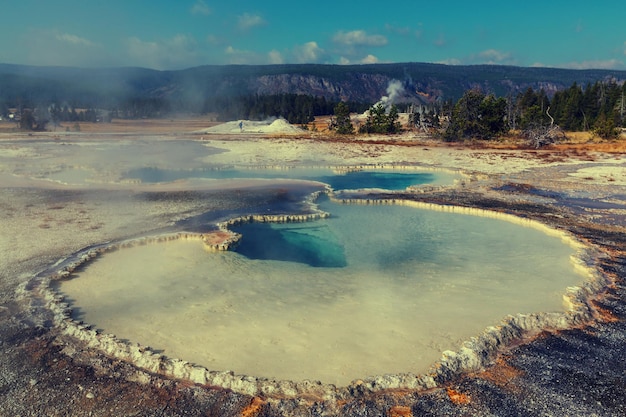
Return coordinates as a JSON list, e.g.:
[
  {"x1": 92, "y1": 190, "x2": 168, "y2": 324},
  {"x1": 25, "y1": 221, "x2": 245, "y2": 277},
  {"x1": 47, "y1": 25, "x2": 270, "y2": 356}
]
[
  {"x1": 2, "y1": 62, "x2": 625, "y2": 109},
  {"x1": 1, "y1": 62, "x2": 625, "y2": 140}
]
